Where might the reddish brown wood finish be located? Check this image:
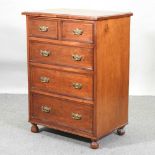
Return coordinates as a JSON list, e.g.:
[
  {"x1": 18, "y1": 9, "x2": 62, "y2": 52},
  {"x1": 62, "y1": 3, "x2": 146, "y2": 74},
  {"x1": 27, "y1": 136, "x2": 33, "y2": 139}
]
[
  {"x1": 30, "y1": 62, "x2": 93, "y2": 75},
  {"x1": 29, "y1": 41, "x2": 93, "y2": 70},
  {"x1": 30, "y1": 93, "x2": 93, "y2": 133},
  {"x1": 90, "y1": 141, "x2": 99, "y2": 149},
  {"x1": 117, "y1": 125, "x2": 126, "y2": 136},
  {"x1": 22, "y1": 9, "x2": 133, "y2": 21},
  {"x1": 95, "y1": 17, "x2": 130, "y2": 138},
  {"x1": 29, "y1": 18, "x2": 58, "y2": 39},
  {"x1": 30, "y1": 66, "x2": 93, "y2": 100},
  {"x1": 29, "y1": 37, "x2": 94, "y2": 48},
  {"x1": 31, "y1": 123, "x2": 39, "y2": 133},
  {"x1": 62, "y1": 21, "x2": 94, "y2": 43},
  {"x1": 22, "y1": 9, "x2": 132, "y2": 149},
  {"x1": 31, "y1": 89, "x2": 93, "y2": 105}
]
